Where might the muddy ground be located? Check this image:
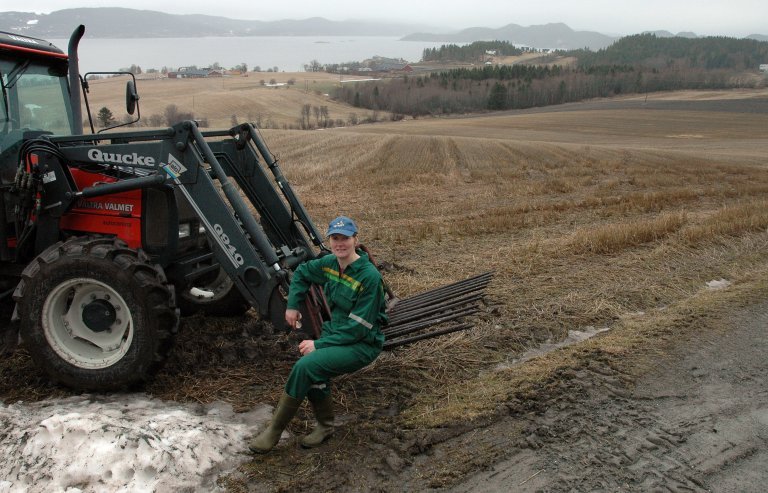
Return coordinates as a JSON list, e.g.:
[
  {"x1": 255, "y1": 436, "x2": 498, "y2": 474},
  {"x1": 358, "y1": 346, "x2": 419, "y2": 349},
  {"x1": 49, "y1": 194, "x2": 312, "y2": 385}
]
[
  {"x1": 3, "y1": 281, "x2": 765, "y2": 492},
  {"x1": 230, "y1": 297, "x2": 767, "y2": 493},
  {"x1": 445, "y1": 302, "x2": 768, "y2": 492}
]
